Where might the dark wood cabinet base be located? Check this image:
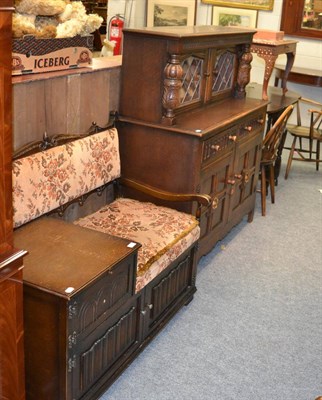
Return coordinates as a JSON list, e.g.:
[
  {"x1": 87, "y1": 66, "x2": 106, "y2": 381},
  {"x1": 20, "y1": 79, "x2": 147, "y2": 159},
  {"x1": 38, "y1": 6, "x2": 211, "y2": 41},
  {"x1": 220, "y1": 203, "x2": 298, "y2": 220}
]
[{"x1": 14, "y1": 219, "x2": 198, "y2": 400}]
